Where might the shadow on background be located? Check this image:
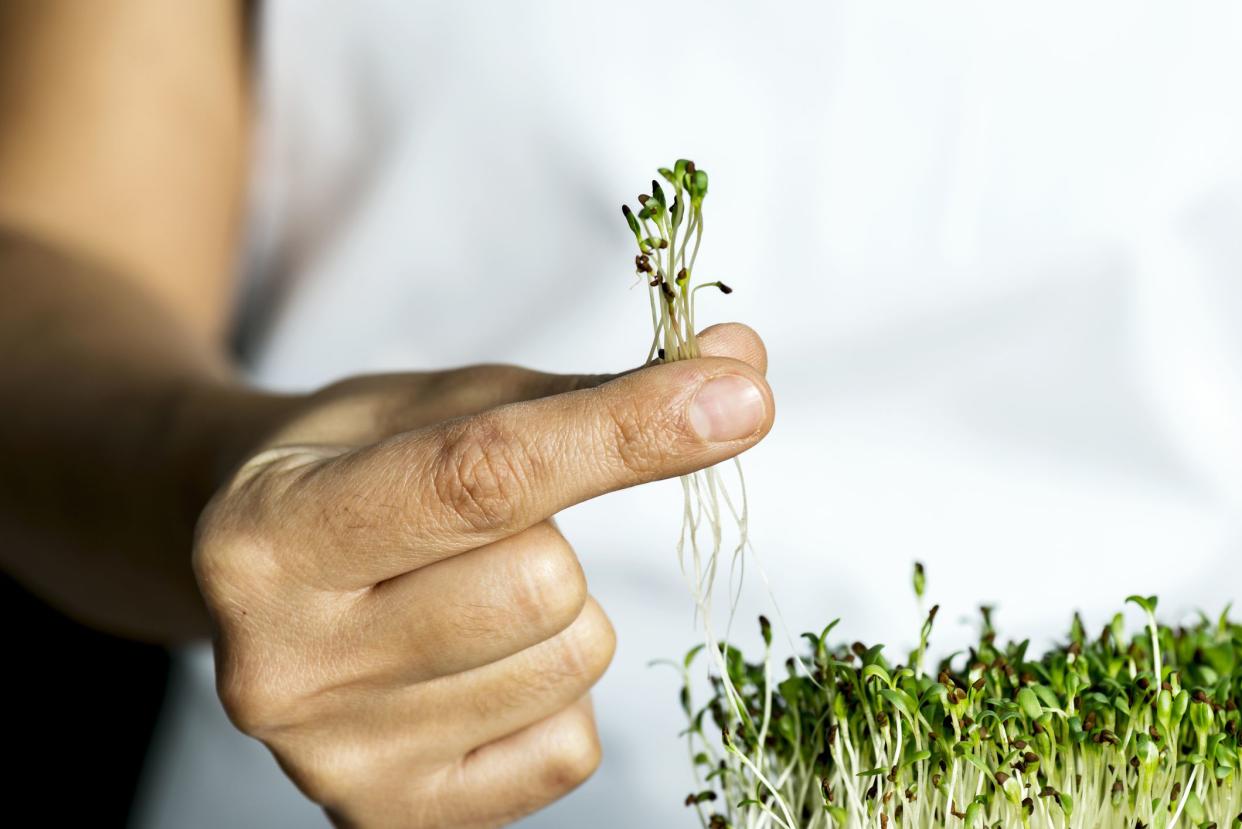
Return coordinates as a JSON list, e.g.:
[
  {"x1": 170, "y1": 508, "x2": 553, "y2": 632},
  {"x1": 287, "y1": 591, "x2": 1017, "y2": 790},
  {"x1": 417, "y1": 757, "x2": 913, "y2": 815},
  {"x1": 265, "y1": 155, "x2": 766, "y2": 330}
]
[{"x1": 3, "y1": 574, "x2": 170, "y2": 828}]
